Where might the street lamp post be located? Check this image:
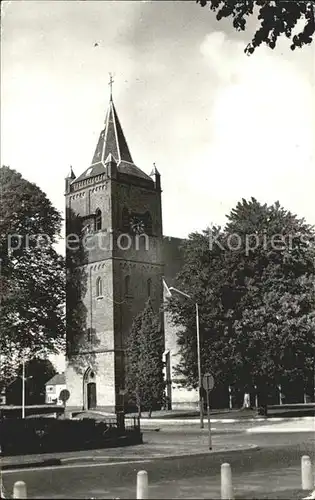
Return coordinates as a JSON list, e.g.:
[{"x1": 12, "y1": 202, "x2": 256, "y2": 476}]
[
  {"x1": 21, "y1": 358, "x2": 33, "y2": 419},
  {"x1": 22, "y1": 360, "x2": 25, "y2": 419},
  {"x1": 168, "y1": 286, "x2": 204, "y2": 429}
]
